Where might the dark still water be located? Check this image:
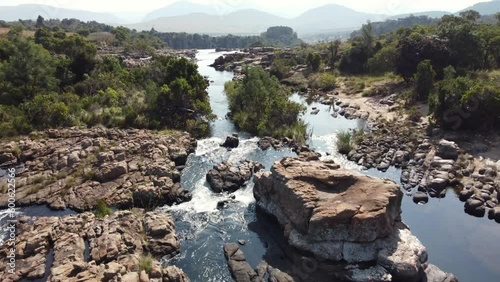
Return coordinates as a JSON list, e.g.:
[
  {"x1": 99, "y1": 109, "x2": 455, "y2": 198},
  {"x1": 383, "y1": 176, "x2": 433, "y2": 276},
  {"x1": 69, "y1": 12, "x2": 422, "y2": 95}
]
[{"x1": 162, "y1": 50, "x2": 500, "y2": 282}]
